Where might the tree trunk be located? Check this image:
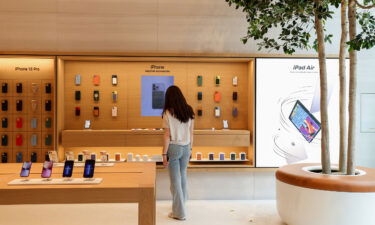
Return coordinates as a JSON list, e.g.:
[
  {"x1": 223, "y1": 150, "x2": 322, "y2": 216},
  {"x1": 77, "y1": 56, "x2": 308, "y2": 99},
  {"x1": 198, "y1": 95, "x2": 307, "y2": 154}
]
[
  {"x1": 347, "y1": 0, "x2": 357, "y2": 175},
  {"x1": 339, "y1": 0, "x2": 348, "y2": 174},
  {"x1": 314, "y1": 1, "x2": 331, "y2": 174}
]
